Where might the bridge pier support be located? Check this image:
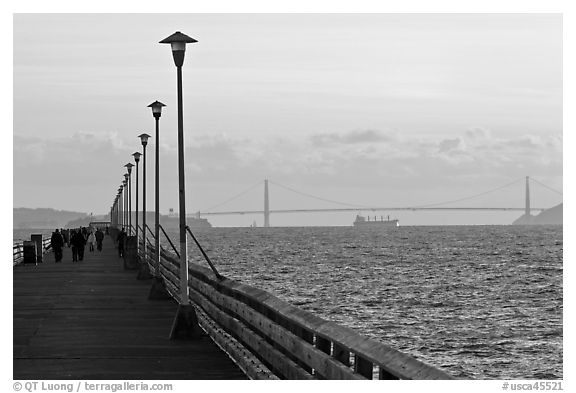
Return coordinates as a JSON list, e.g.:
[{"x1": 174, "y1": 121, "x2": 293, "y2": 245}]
[
  {"x1": 525, "y1": 176, "x2": 531, "y2": 218},
  {"x1": 264, "y1": 179, "x2": 270, "y2": 227}
]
